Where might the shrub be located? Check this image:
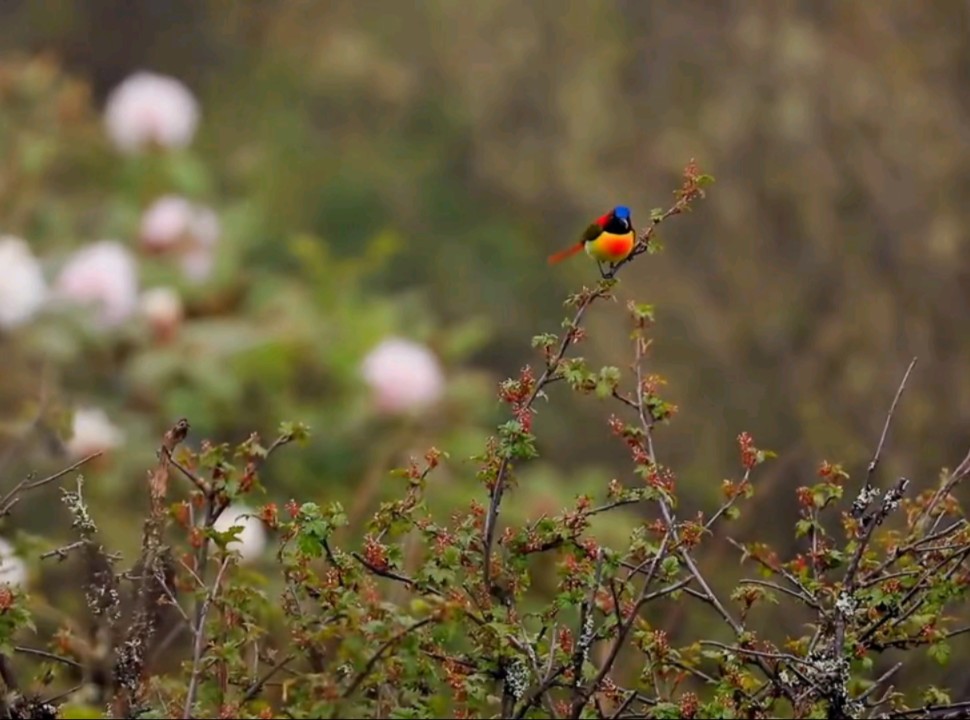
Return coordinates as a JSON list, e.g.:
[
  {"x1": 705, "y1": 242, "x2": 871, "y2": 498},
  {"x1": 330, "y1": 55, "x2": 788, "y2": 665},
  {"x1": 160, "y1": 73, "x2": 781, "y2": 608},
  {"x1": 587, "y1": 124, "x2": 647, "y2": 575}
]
[{"x1": 0, "y1": 161, "x2": 967, "y2": 720}]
